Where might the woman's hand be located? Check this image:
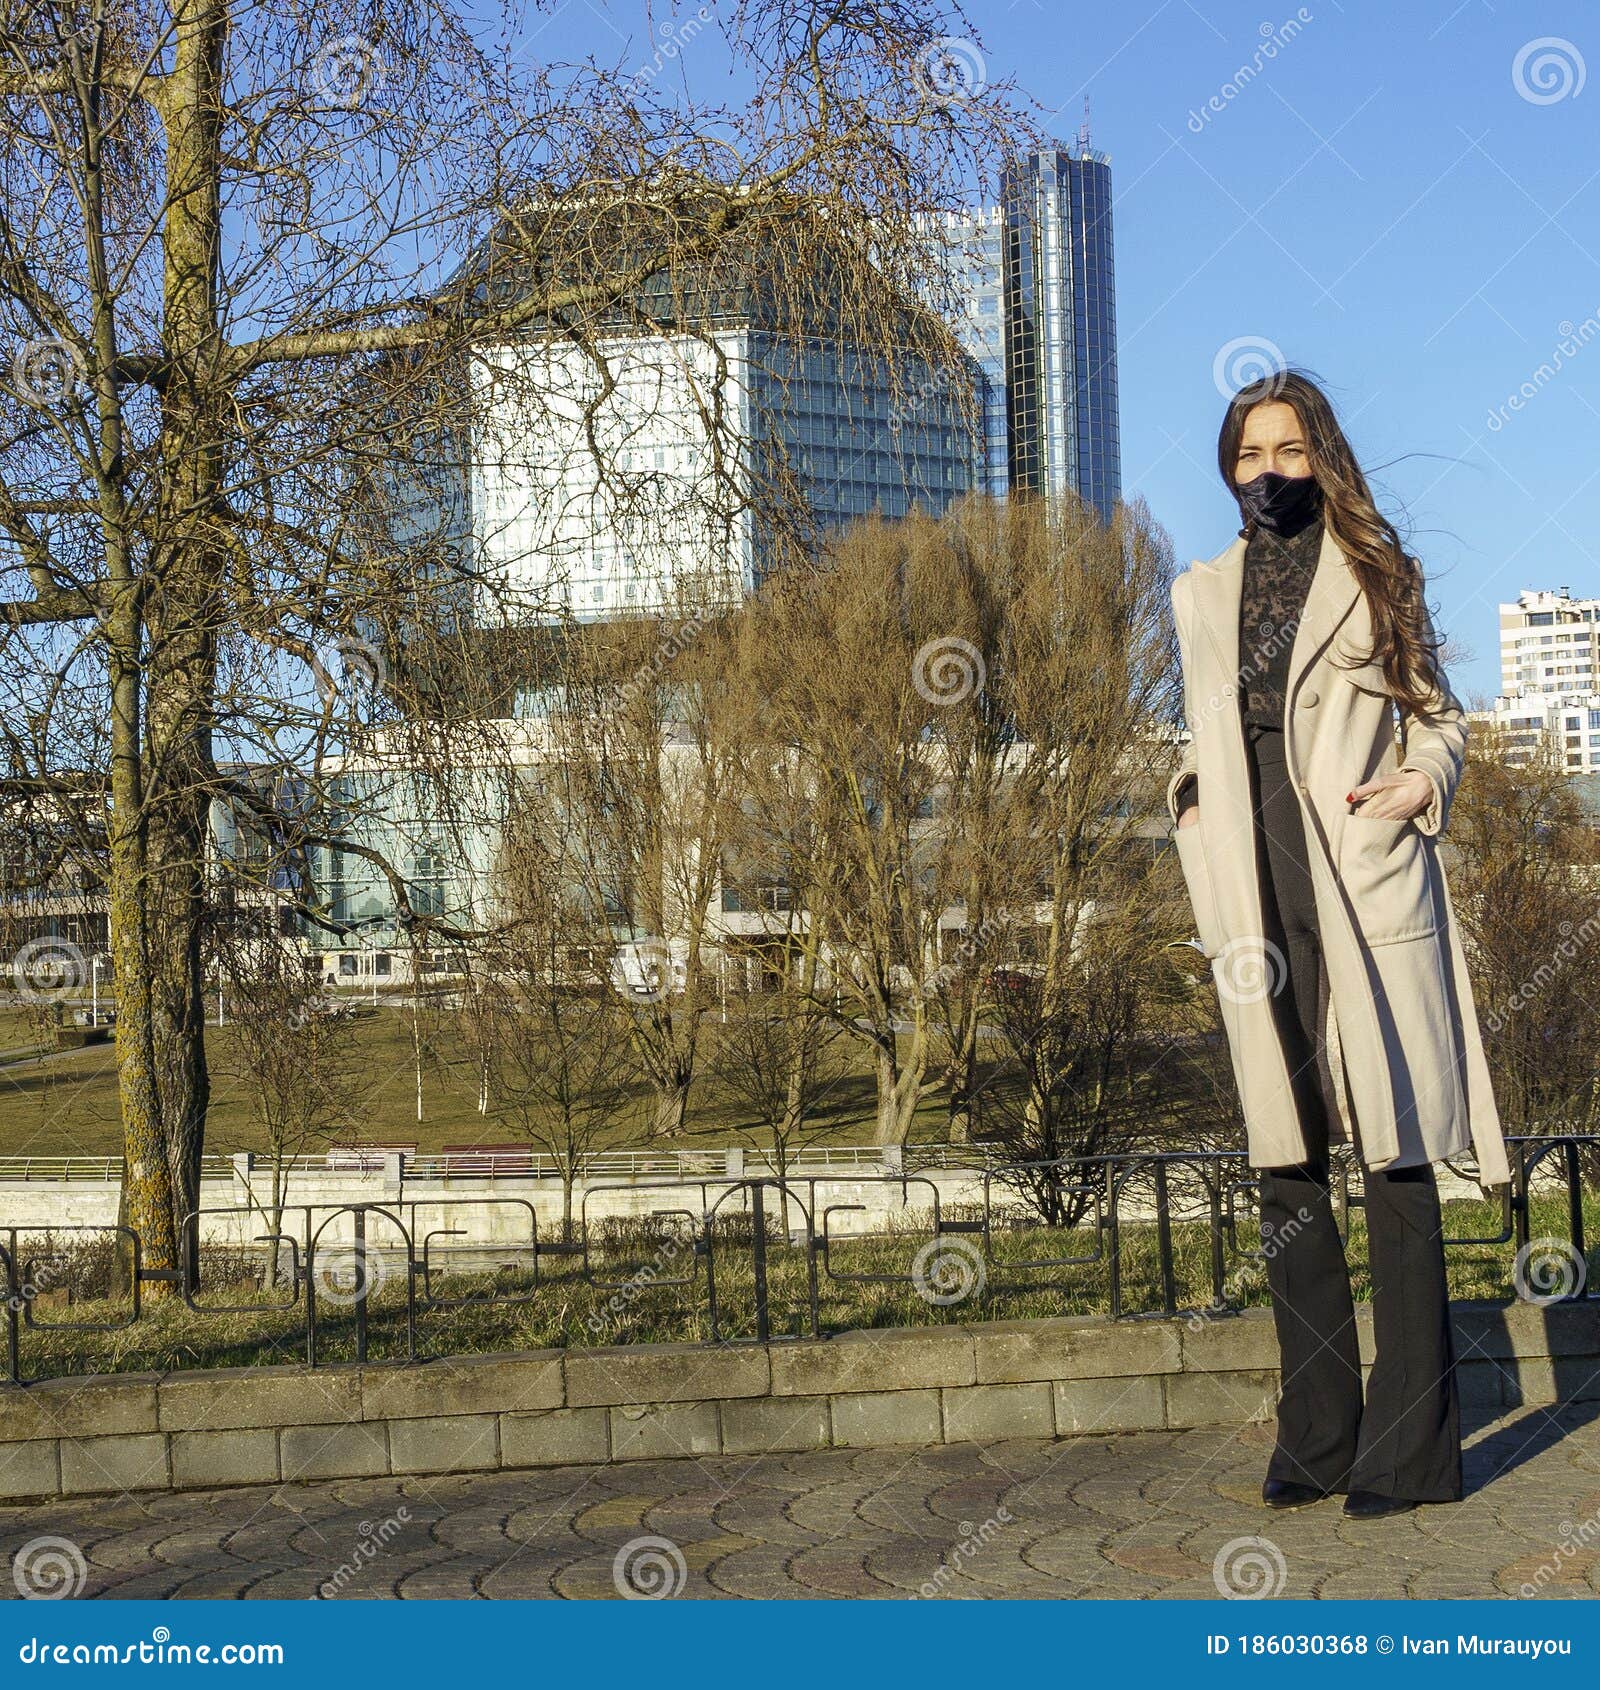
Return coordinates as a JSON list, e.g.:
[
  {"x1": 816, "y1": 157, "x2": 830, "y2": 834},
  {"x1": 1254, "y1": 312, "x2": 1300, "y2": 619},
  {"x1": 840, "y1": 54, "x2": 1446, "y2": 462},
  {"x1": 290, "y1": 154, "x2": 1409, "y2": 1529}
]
[
  {"x1": 1177, "y1": 805, "x2": 1200, "y2": 830},
  {"x1": 1346, "y1": 768, "x2": 1432, "y2": 822}
]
